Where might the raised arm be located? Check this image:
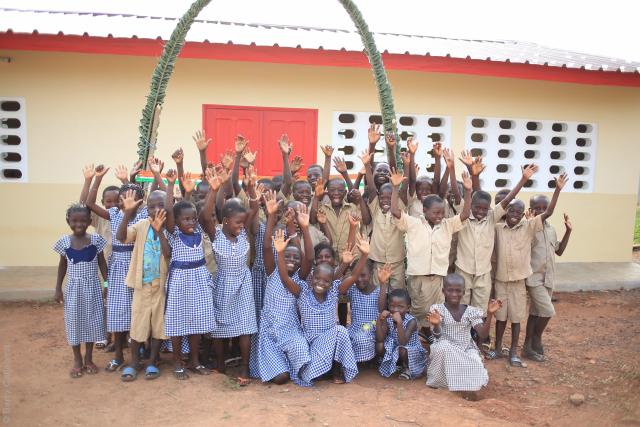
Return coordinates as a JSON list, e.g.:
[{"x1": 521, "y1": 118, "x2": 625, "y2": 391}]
[
  {"x1": 333, "y1": 157, "x2": 354, "y2": 191},
  {"x1": 499, "y1": 164, "x2": 539, "y2": 209},
  {"x1": 407, "y1": 137, "x2": 418, "y2": 197},
  {"x1": 262, "y1": 191, "x2": 281, "y2": 276},
  {"x1": 389, "y1": 168, "x2": 404, "y2": 219},
  {"x1": 459, "y1": 171, "x2": 473, "y2": 222},
  {"x1": 171, "y1": 148, "x2": 187, "y2": 196},
  {"x1": 164, "y1": 169, "x2": 177, "y2": 232},
  {"x1": 115, "y1": 190, "x2": 143, "y2": 243},
  {"x1": 193, "y1": 130, "x2": 211, "y2": 176},
  {"x1": 384, "y1": 132, "x2": 397, "y2": 170},
  {"x1": 114, "y1": 164, "x2": 130, "y2": 185},
  {"x1": 200, "y1": 167, "x2": 224, "y2": 240},
  {"x1": 296, "y1": 204, "x2": 315, "y2": 279},
  {"x1": 443, "y1": 148, "x2": 461, "y2": 204},
  {"x1": 129, "y1": 161, "x2": 143, "y2": 185},
  {"x1": 273, "y1": 229, "x2": 302, "y2": 297},
  {"x1": 320, "y1": 145, "x2": 333, "y2": 184},
  {"x1": 360, "y1": 150, "x2": 377, "y2": 202},
  {"x1": 353, "y1": 166, "x2": 365, "y2": 192},
  {"x1": 541, "y1": 173, "x2": 568, "y2": 222},
  {"x1": 338, "y1": 235, "x2": 370, "y2": 294},
  {"x1": 459, "y1": 150, "x2": 485, "y2": 192},
  {"x1": 79, "y1": 164, "x2": 95, "y2": 203},
  {"x1": 85, "y1": 165, "x2": 110, "y2": 220},
  {"x1": 431, "y1": 142, "x2": 442, "y2": 195},
  {"x1": 350, "y1": 188, "x2": 371, "y2": 226},
  {"x1": 179, "y1": 172, "x2": 196, "y2": 202},
  {"x1": 309, "y1": 177, "x2": 325, "y2": 225},
  {"x1": 279, "y1": 134, "x2": 294, "y2": 198},
  {"x1": 149, "y1": 157, "x2": 167, "y2": 192},
  {"x1": 316, "y1": 208, "x2": 333, "y2": 246},
  {"x1": 232, "y1": 135, "x2": 248, "y2": 196},
  {"x1": 399, "y1": 151, "x2": 411, "y2": 206},
  {"x1": 368, "y1": 123, "x2": 381, "y2": 156},
  {"x1": 556, "y1": 213, "x2": 572, "y2": 256}
]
